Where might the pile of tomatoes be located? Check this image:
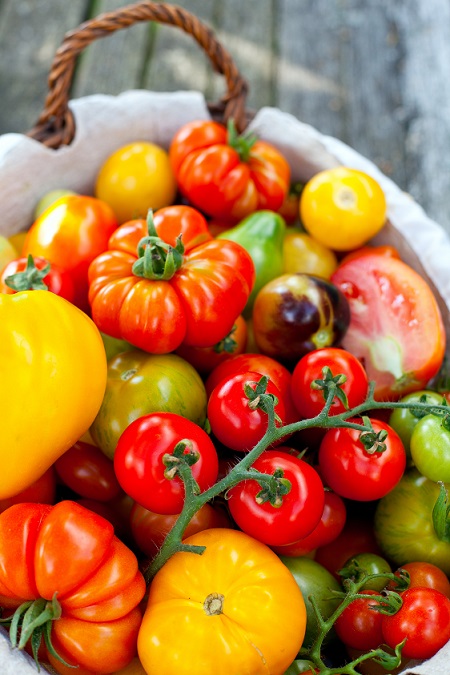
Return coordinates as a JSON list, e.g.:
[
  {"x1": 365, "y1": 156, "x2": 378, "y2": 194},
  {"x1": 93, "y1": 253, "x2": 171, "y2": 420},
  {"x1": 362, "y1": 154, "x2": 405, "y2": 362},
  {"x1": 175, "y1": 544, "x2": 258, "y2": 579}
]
[{"x1": 1, "y1": 117, "x2": 450, "y2": 675}]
